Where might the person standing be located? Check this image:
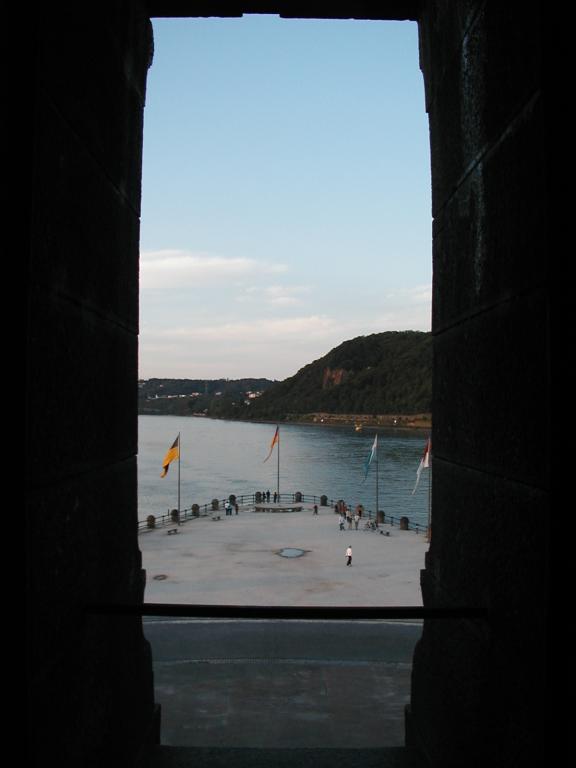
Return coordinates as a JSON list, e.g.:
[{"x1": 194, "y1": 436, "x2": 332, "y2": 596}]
[
  {"x1": 346, "y1": 545, "x2": 352, "y2": 566},
  {"x1": 339, "y1": 514, "x2": 346, "y2": 531},
  {"x1": 354, "y1": 513, "x2": 360, "y2": 530}
]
